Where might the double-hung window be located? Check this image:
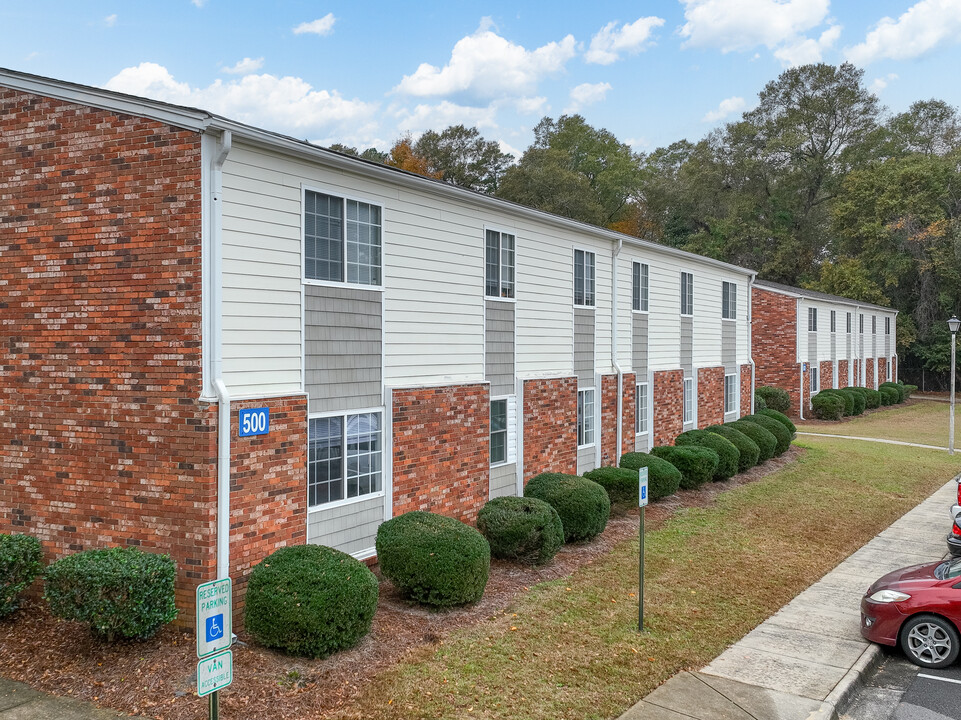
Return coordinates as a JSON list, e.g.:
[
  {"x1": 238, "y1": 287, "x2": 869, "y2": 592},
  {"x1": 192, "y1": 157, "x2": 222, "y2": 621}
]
[
  {"x1": 577, "y1": 389, "x2": 595, "y2": 446},
  {"x1": 830, "y1": 310, "x2": 836, "y2": 333},
  {"x1": 724, "y1": 374, "x2": 738, "y2": 414},
  {"x1": 808, "y1": 308, "x2": 818, "y2": 332},
  {"x1": 574, "y1": 250, "x2": 595, "y2": 307},
  {"x1": 885, "y1": 317, "x2": 891, "y2": 335},
  {"x1": 872, "y1": 316, "x2": 877, "y2": 334},
  {"x1": 680, "y1": 272, "x2": 693, "y2": 316},
  {"x1": 683, "y1": 377, "x2": 694, "y2": 424},
  {"x1": 490, "y1": 399, "x2": 508, "y2": 465},
  {"x1": 632, "y1": 262, "x2": 649, "y2": 312},
  {"x1": 308, "y1": 412, "x2": 383, "y2": 507},
  {"x1": 721, "y1": 281, "x2": 736, "y2": 320},
  {"x1": 485, "y1": 230, "x2": 515, "y2": 299},
  {"x1": 635, "y1": 383, "x2": 649, "y2": 434},
  {"x1": 304, "y1": 190, "x2": 381, "y2": 285},
  {"x1": 846, "y1": 312, "x2": 852, "y2": 334},
  {"x1": 810, "y1": 367, "x2": 820, "y2": 393},
  {"x1": 859, "y1": 314, "x2": 864, "y2": 333}
]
